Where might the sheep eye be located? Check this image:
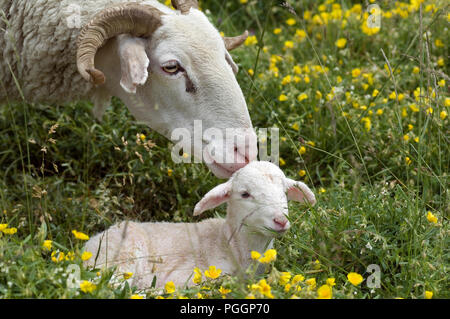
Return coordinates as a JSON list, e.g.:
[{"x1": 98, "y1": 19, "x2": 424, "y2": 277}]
[
  {"x1": 241, "y1": 191, "x2": 251, "y2": 199},
  {"x1": 162, "y1": 61, "x2": 181, "y2": 74}
]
